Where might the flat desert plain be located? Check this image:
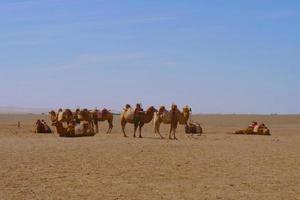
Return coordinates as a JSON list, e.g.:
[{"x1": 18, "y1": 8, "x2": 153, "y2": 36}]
[{"x1": 1, "y1": 114, "x2": 300, "y2": 200}]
